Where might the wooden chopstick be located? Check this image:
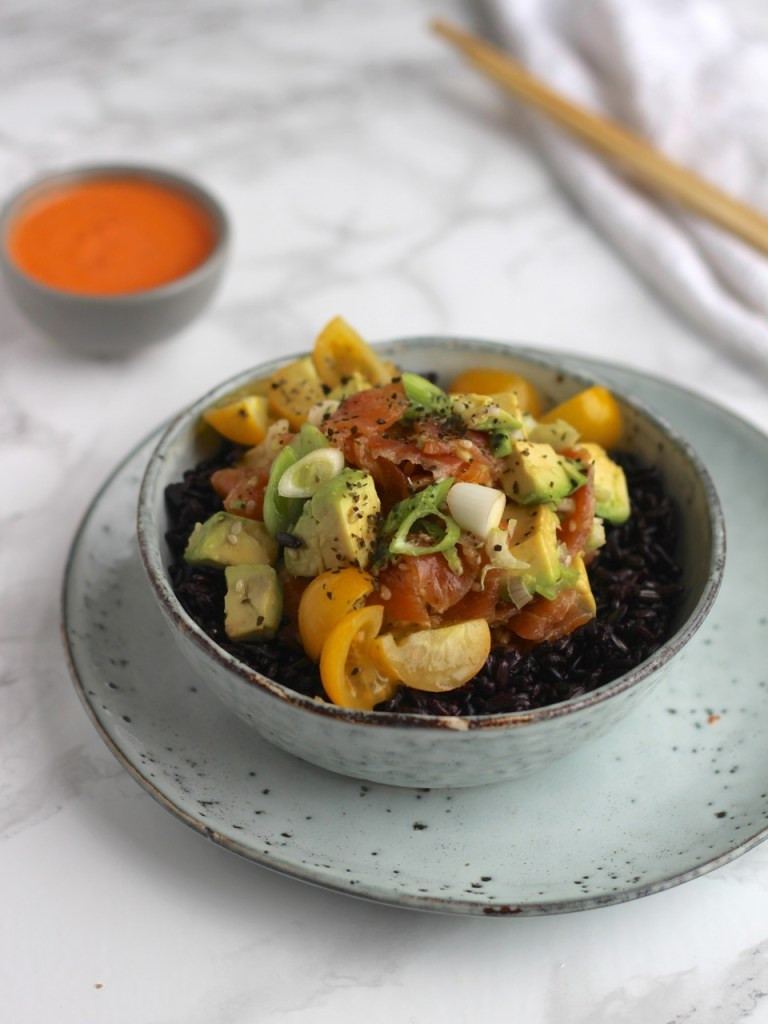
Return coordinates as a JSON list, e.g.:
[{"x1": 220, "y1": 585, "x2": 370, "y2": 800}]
[{"x1": 431, "y1": 17, "x2": 768, "y2": 257}]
